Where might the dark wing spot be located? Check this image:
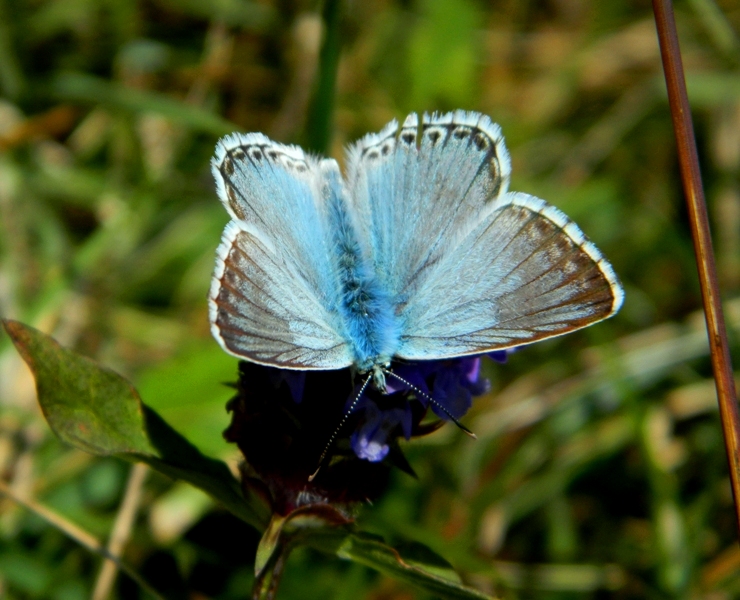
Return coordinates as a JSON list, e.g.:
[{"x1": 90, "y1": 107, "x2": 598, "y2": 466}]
[
  {"x1": 226, "y1": 185, "x2": 238, "y2": 204},
  {"x1": 473, "y1": 132, "x2": 490, "y2": 151},
  {"x1": 552, "y1": 232, "x2": 573, "y2": 254},
  {"x1": 295, "y1": 163, "x2": 307, "y2": 173},
  {"x1": 533, "y1": 217, "x2": 554, "y2": 236},
  {"x1": 381, "y1": 142, "x2": 392, "y2": 156},
  {"x1": 251, "y1": 149, "x2": 263, "y2": 161},
  {"x1": 401, "y1": 132, "x2": 416, "y2": 146},
  {"x1": 222, "y1": 157, "x2": 234, "y2": 176},
  {"x1": 489, "y1": 156, "x2": 499, "y2": 180},
  {"x1": 223, "y1": 268, "x2": 240, "y2": 288},
  {"x1": 367, "y1": 150, "x2": 379, "y2": 160},
  {"x1": 428, "y1": 130, "x2": 441, "y2": 145},
  {"x1": 233, "y1": 148, "x2": 246, "y2": 160},
  {"x1": 453, "y1": 126, "x2": 470, "y2": 139},
  {"x1": 268, "y1": 150, "x2": 278, "y2": 160}
]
